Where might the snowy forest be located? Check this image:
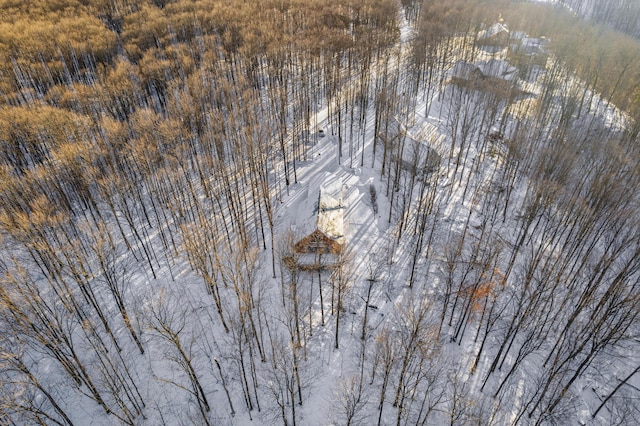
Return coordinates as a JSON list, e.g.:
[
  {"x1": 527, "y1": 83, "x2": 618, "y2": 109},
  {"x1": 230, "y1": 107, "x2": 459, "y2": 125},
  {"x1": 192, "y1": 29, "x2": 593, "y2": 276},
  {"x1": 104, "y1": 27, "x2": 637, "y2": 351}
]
[{"x1": 1, "y1": 0, "x2": 639, "y2": 425}]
